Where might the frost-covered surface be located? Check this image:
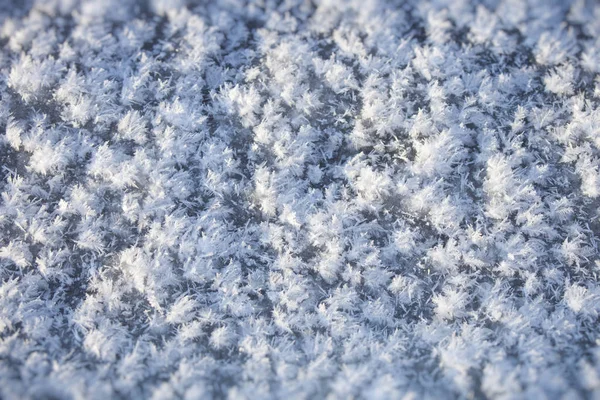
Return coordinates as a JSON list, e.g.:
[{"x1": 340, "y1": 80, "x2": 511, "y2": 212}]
[{"x1": 2, "y1": 0, "x2": 600, "y2": 398}]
